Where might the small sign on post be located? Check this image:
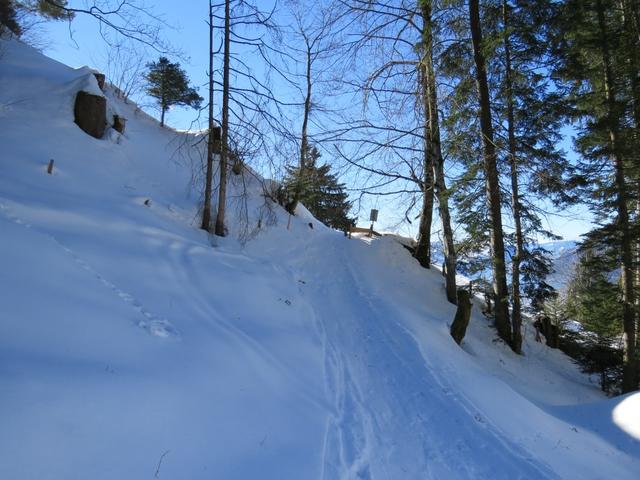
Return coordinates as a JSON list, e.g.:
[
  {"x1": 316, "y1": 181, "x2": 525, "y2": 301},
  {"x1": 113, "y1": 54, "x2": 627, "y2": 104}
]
[{"x1": 369, "y1": 209, "x2": 379, "y2": 237}]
